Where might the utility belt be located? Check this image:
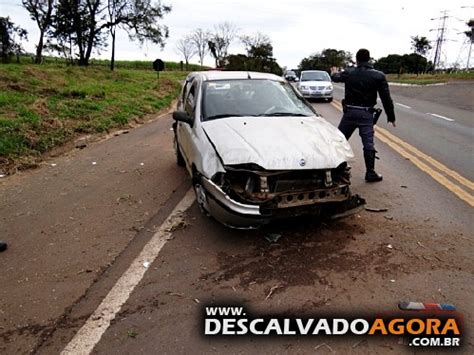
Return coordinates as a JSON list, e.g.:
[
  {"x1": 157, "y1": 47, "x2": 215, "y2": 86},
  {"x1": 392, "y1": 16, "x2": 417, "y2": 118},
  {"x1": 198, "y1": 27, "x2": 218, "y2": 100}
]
[{"x1": 342, "y1": 99, "x2": 383, "y2": 124}]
